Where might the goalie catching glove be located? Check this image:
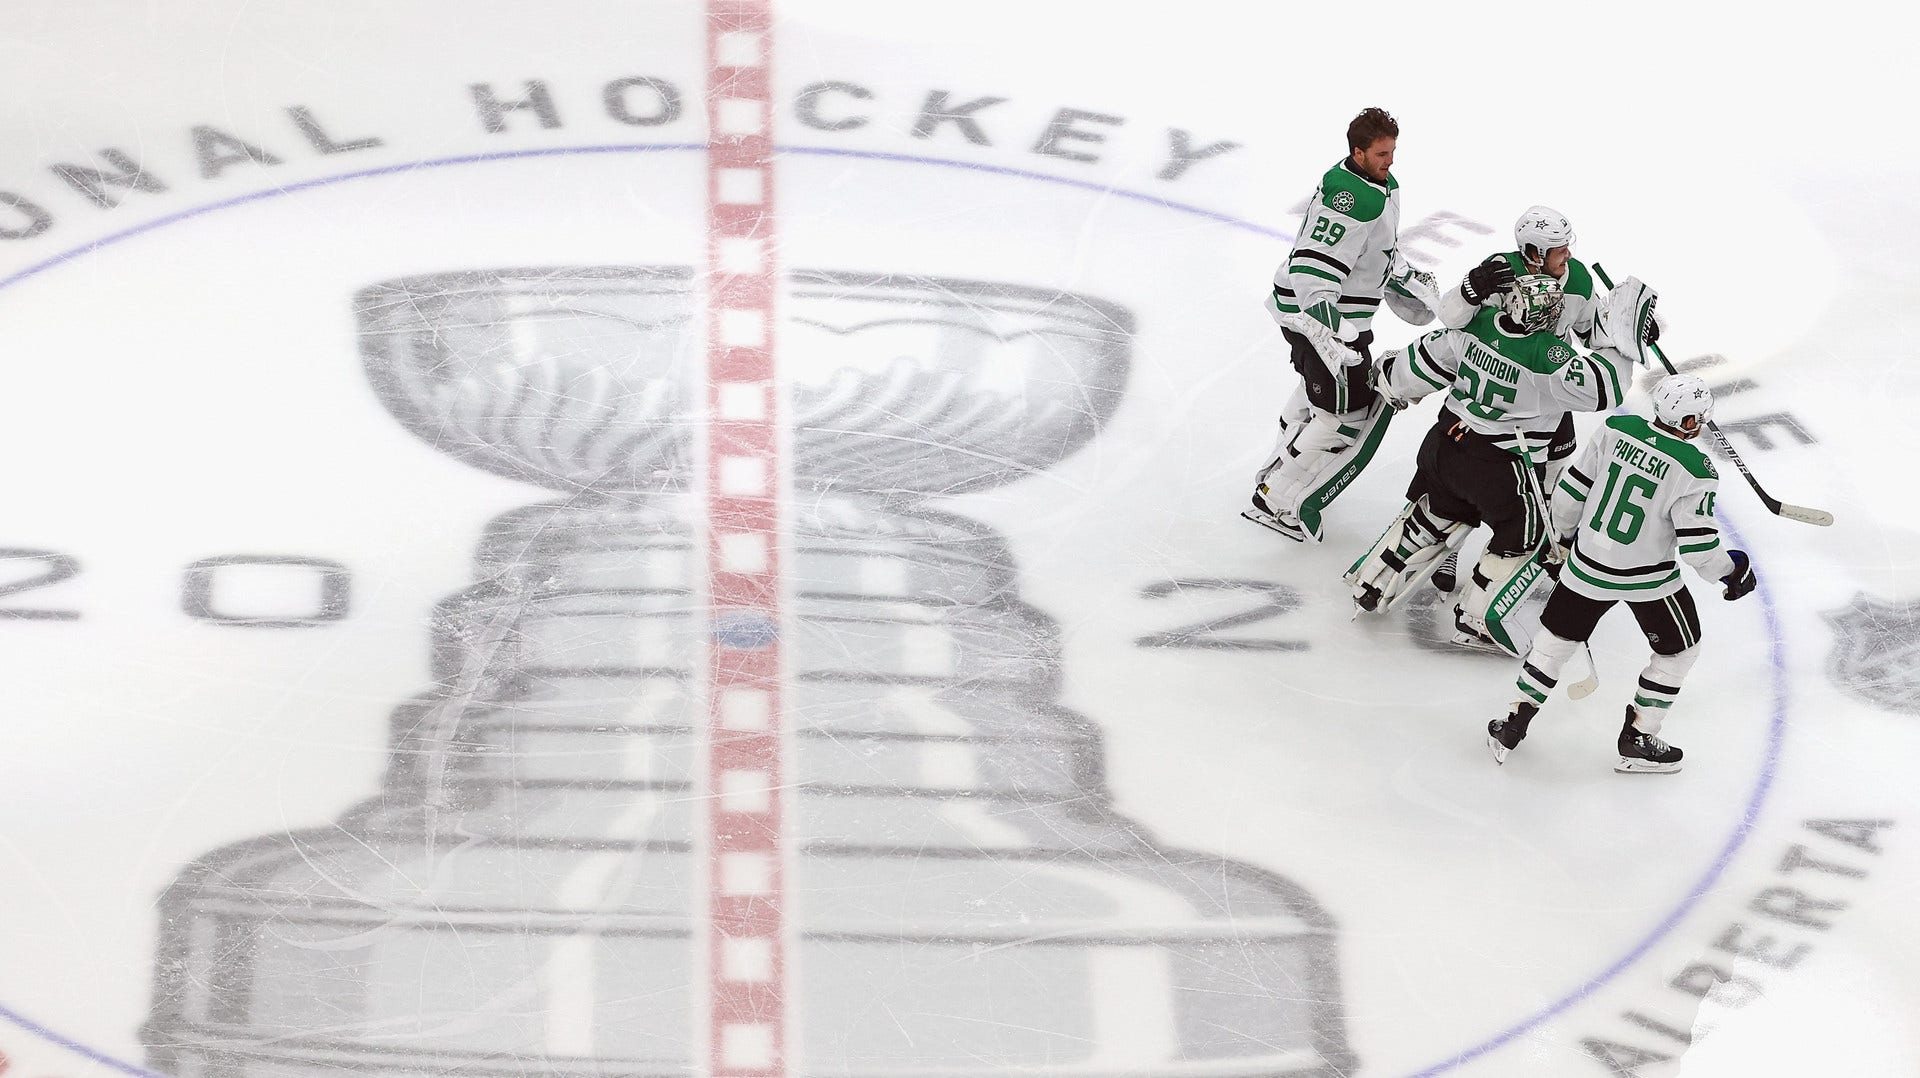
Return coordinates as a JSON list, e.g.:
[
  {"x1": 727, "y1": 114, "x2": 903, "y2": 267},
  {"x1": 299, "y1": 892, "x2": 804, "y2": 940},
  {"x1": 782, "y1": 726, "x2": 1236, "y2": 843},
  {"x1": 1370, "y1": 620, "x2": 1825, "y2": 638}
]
[{"x1": 1384, "y1": 250, "x2": 1441, "y2": 326}]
